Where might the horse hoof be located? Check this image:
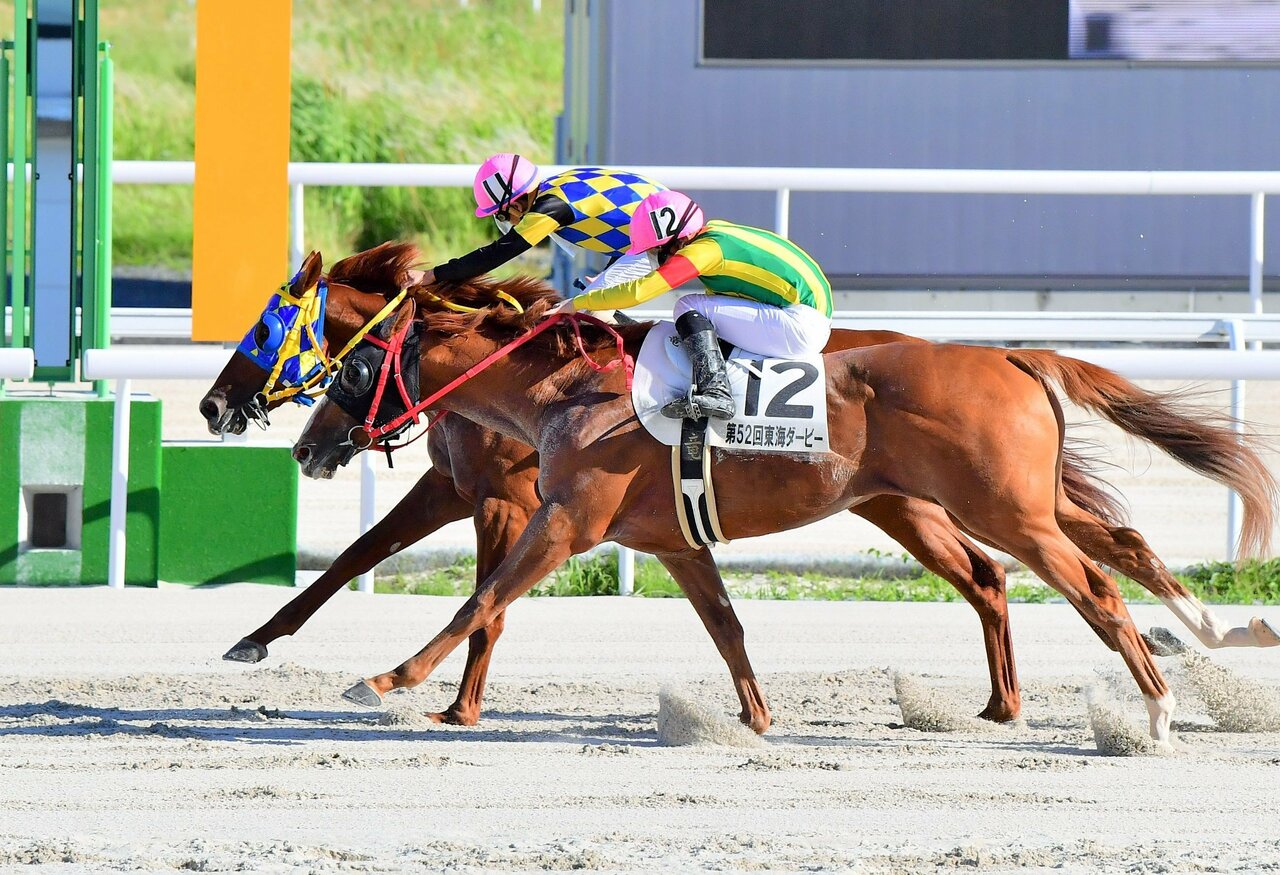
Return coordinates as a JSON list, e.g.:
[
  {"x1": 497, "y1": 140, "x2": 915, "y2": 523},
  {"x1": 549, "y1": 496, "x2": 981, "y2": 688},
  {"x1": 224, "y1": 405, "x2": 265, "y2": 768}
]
[
  {"x1": 342, "y1": 680, "x2": 384, "y2": 708},
  {"x1": 1145, "y1": 627, "x2": 1189, "y2": 657},
  {"x1": 1250, "y1": 617, "x2": 1280, "y2": 647},
  {"x1": 977, "y1": 704, "x2": 1020, "y2": 724},
  {"x1": 222, "y1": 639, "x2": 269, "y2": 663}
]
